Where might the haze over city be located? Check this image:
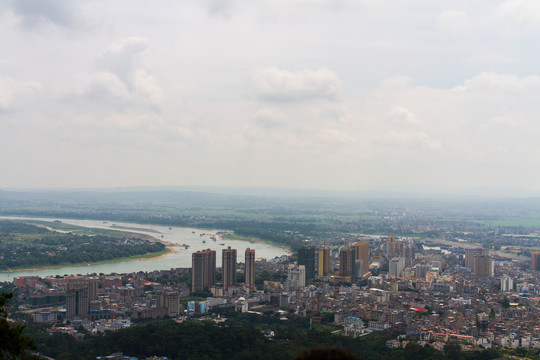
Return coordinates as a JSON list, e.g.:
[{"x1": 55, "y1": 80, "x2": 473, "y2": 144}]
[{"x1": 1, "y1": 0, "x2": 539, "y2": 195}]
